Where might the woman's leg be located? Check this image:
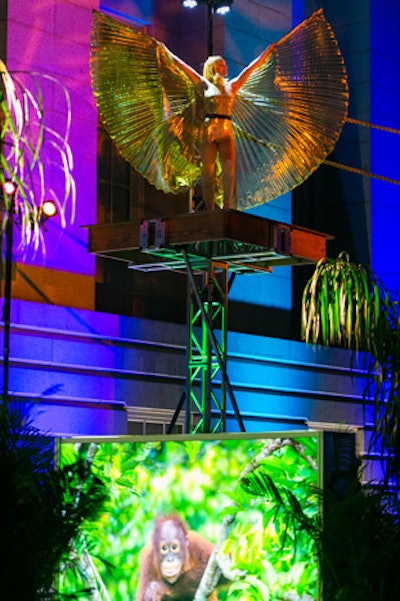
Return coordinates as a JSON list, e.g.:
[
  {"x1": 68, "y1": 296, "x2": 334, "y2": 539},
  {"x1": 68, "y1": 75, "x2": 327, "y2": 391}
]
[
  {"x1": 200, "y1": 140, "x2": 218, "y2": 211},
  {"x1": 218, "y1": 135, "x2": 235, "y2": 209}
]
